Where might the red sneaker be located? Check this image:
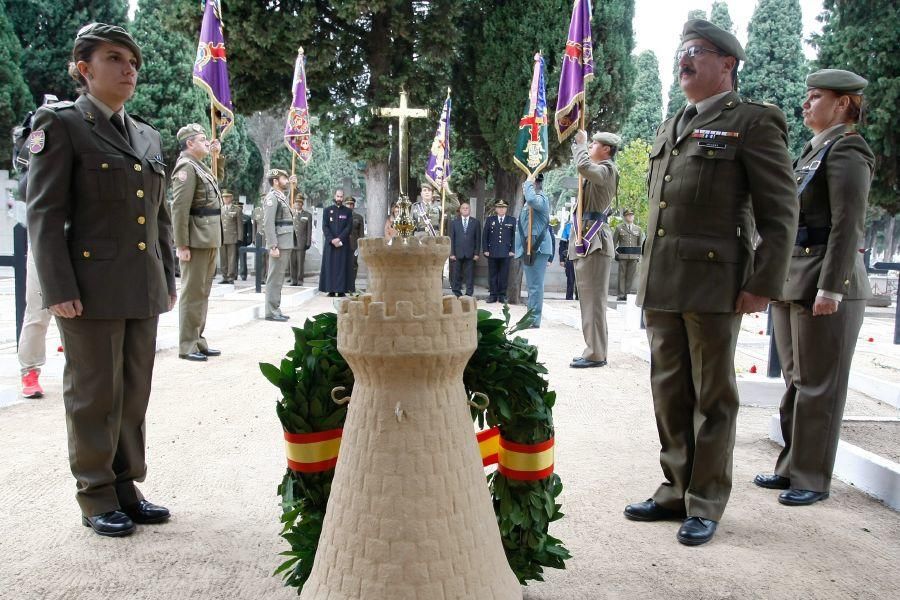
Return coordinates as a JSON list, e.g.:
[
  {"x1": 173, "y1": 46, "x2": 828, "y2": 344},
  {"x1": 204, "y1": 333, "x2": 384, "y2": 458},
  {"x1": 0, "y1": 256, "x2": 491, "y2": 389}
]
[{"x1": 22, "y1": 369, "x2": 44, "y2": 399}]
